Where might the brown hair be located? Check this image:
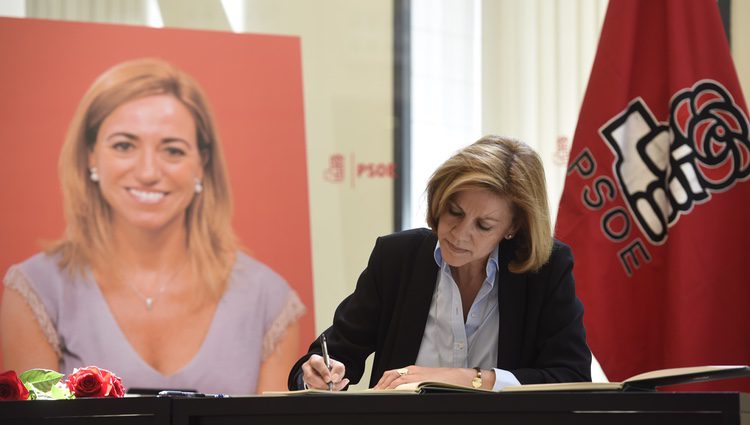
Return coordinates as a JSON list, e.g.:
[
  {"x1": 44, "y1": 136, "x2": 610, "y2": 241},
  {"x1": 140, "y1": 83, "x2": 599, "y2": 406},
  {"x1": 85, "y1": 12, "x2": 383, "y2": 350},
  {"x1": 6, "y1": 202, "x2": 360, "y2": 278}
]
[
  {"x1": 426, "y1": 135, "x2": 552, "y2": 273},
  {"x1": 48, "y1": 58, "x2": 236, "y2": 297}
]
